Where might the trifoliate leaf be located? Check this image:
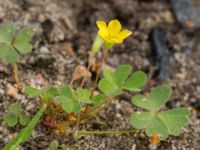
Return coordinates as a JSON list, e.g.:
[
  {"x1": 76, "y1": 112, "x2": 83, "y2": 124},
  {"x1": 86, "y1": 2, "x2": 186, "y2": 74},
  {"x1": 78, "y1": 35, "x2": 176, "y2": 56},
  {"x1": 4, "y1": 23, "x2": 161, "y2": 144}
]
[
  {"x1": 130, "y1": 108, "x2": 190, "y2": 140},
  {"x1": 114, "y1": 64, "x2": 132, "y2": 85},
  {"x1": 0, "y1": 44, "x2": 19, "y2": 64},
  {"x1": 23, "y1": 86, "x2": 42, "y2": 97},
  {"x1": 0, "y1": 23, "x2": 15, "y2": 43},
  {"x1": 49, "y1": 140, "x2": 59, "y2": 150},
  {"x1": 92, "y1": 34, "x2": 104, "y2": 53},
  {"x1": 14, "y1": 28, "x2": 32, "y2": 54},
  {"x1": 9, "y1": 102, "x2": 21, "y2": 116},
  {"x1": 76, "y1": 88, "x2": 91, "y2": 104},
  {"x1": 132, "y1": 85, "x2": 172, "y2": 112},
  {"x1": 19, "y1": 114, "x2": 30, "y2": 126},
  {"x1": 122, "y1": 71, "x2": 147, "y2": 92},
  {"x1": 3, "y1": 113, "x2": 18, "y2": 127}
]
